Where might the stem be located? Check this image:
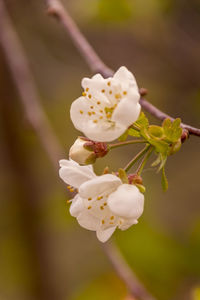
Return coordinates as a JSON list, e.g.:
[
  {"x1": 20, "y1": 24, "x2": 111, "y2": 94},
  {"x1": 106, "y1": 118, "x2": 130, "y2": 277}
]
[
  {"x1": 136, "y1": 146, "x2": 153, "y2": 175},
  {"x1": 109, "y1": 139, "x2": 147, "y2": 150},
  {"x1": 124, "y1": 145, "x2": 150, "y2": 173}
]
